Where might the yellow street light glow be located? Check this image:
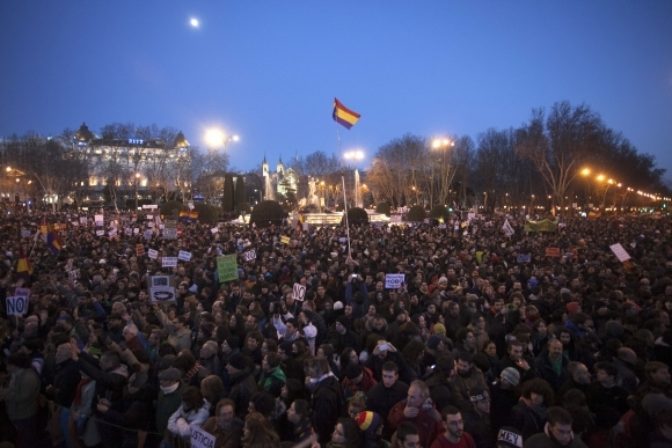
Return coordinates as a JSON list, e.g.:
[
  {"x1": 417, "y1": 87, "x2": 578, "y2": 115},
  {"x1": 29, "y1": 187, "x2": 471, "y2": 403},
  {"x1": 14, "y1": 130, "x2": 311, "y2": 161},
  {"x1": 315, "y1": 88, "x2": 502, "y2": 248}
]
[
  {"x1": 204, "y1": 128, "x2": 226, "y2": 148},
  {"x1": 607, "y1": 178, "x2": 615, "y2": 185},
  {"x1": 580, "y1": 167, "x2": 591, "y2": 177},
  {"x1": 596, "y1": 174, "x2": 606, "y2": 182},
  {"x1": 5, "y1": 166, "x2": 11, "y2": 172},
  {"x1": 617, "y1": 183, "x2": 622, "y2": 188}
]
